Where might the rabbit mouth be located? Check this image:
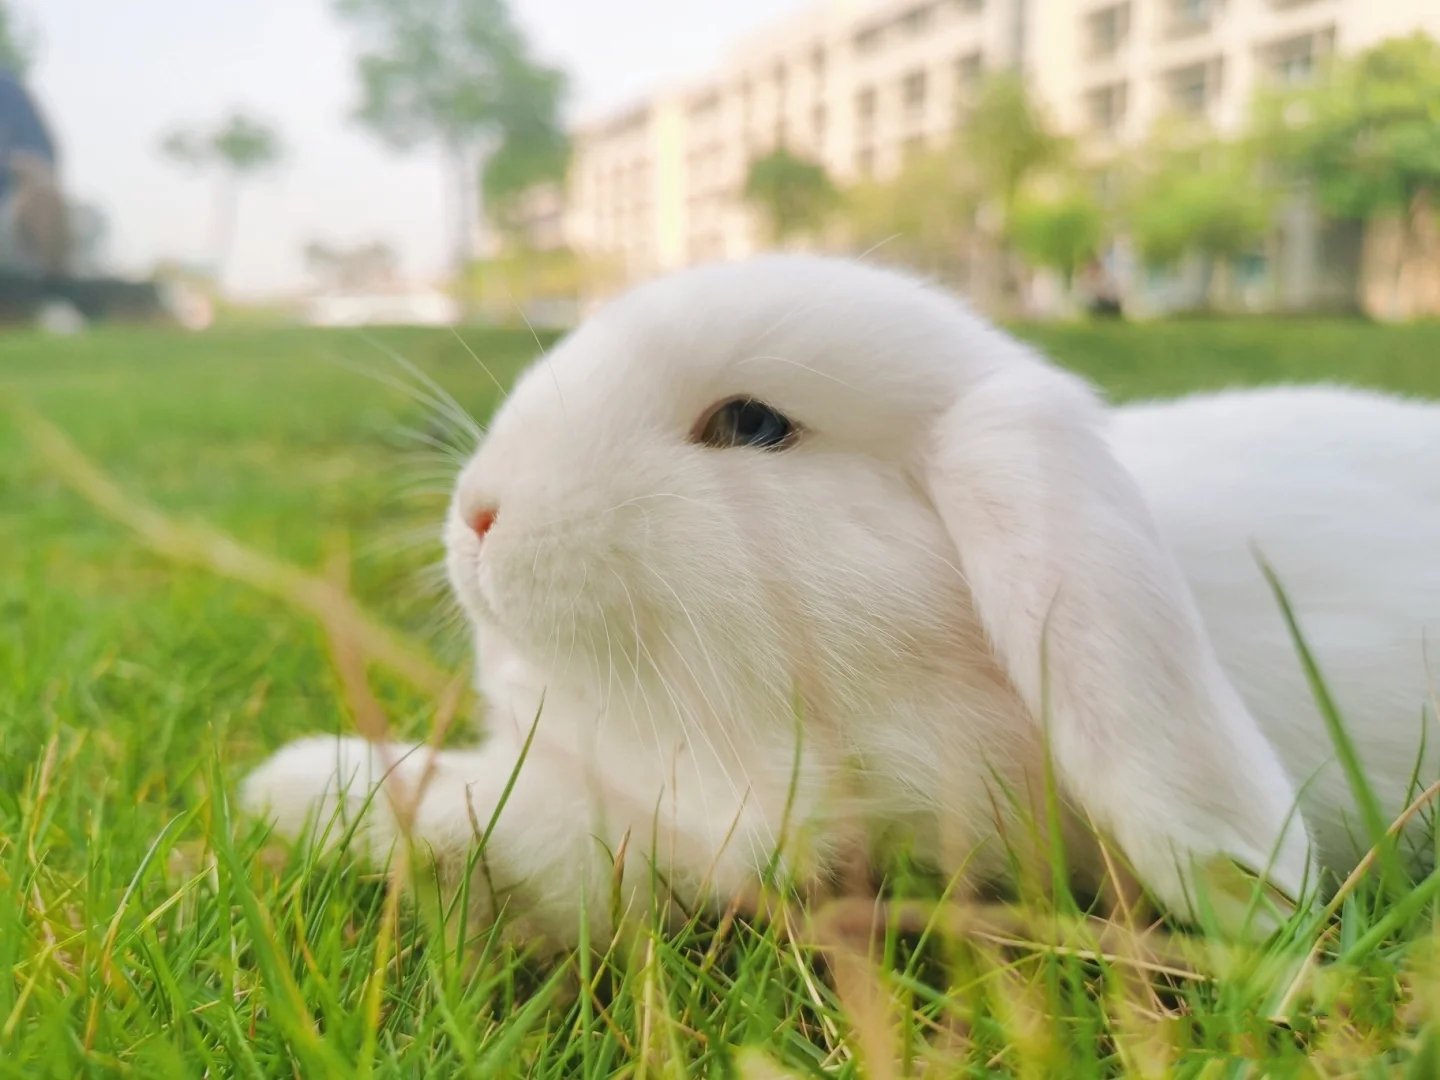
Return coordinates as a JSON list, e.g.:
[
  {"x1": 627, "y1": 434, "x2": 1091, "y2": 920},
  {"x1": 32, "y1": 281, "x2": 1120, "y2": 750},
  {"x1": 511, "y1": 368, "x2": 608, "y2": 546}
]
[
  {"x1": 443, "y1": 522, "x2": 501, "y2": 626},
  {"x1": 449, "y1": 553, "x2": 495, "y2": 625}
]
